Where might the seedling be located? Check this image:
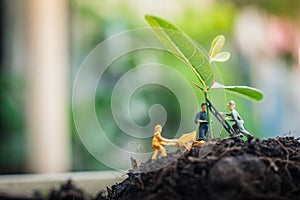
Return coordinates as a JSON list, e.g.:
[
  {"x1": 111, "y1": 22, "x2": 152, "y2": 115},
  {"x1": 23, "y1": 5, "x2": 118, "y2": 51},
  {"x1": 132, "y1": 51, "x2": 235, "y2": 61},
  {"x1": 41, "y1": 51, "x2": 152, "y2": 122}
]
[{"x1": 145, "y1": 15, "x2": 264, "y2": 136}]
